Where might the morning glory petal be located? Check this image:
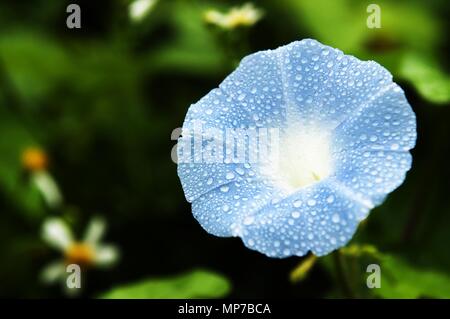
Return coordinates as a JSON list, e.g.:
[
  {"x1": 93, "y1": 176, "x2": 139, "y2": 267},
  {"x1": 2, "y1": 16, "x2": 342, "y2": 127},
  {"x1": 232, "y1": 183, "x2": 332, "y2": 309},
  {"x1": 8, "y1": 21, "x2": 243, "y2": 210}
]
[
  {"x1": 240, "y1": 180, "x2": 365, "y2": 257},
  {"x1": 219, "y1": 50, "x2": 287, "y2": 128},
  {"x1": 177, "y1": 132, "x2": 250, "y2": 202},
  {"x1": 332, "y1": 84, "x2": 417, "y2": 153},
  {"x1": 183, "y1": 88, "x2": 249, "y2": 129},
  {"x1": 192, "y1": 178, "x2": 280, "y2": 237},
  {"x1": 278, "y1": 39, "x2": 392, "y2": 127},
  {"x1": 178, "y1": 52, "x2": 287, "y2": 201},
  {"x1": 333, "y1": 149, "x2": 412, "y2": 207},
  {"x1": 178, "y1": 89, "x2": 255, "y2": 201},
  {"x1": 330, "y1": 84, "x2": 416, "y2": 205}
]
